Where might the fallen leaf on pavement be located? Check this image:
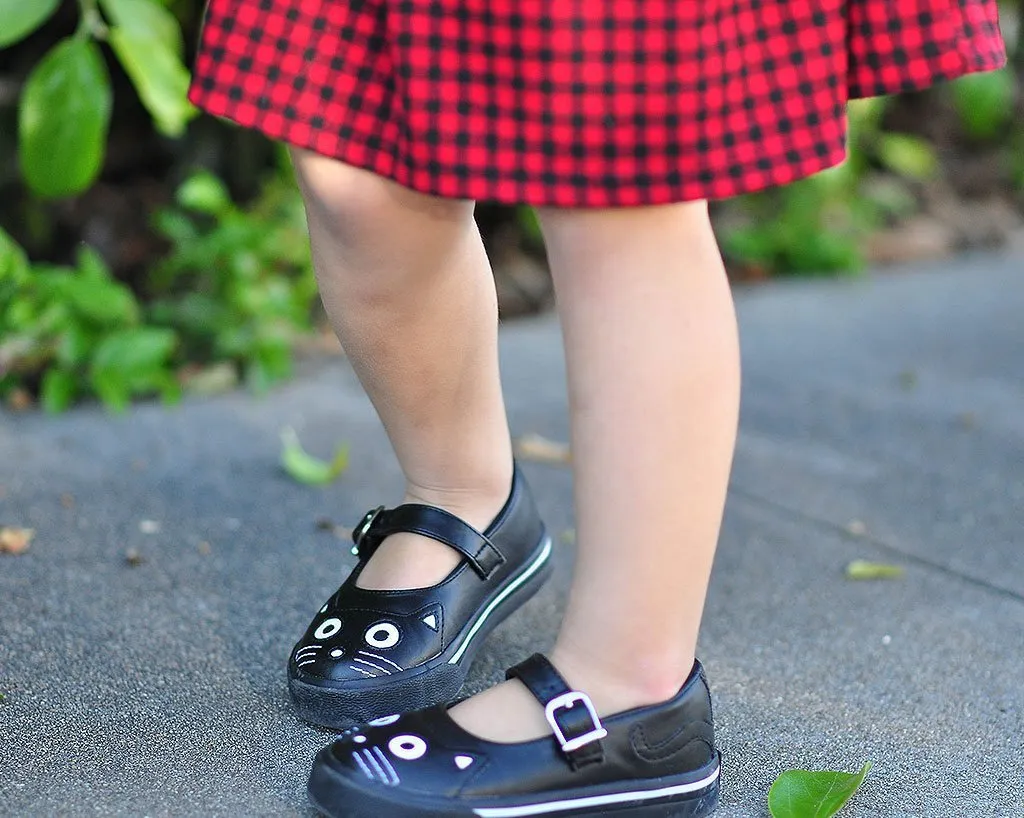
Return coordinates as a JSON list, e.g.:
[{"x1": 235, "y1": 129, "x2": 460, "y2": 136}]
[
  {"x1": 845, "y1": 560, "x2": 905, "y2": 580},
  {"x1": 125, "y1": 548, "x2": 145, "y2": 567},
  {"x1": 60, "y1": 493, "x2": 75, "y2": 509},
  {"x1": 898, "y1": 370, "x2": 918, "y2": 389},
  {"x1": 180, "y1": 362, "x2": 239, "y2": 396},
  {"x1": 280, "y1": 427, "x2": 350, "y2": 485},
  {"x1": 0, "y1": 527, "x2": 34, "y2": 554},
  {"x1": 515, "y1": 434, "x2": 571, "y2": 465},
  {"x1": 6, "y1": 388, "x2": 32, "y2": 411},
  {"x1": 844, "y1": 519, "x2": 868, "y2": 537},
  {"x1": 768, "y1": 762, "x2": 872, "y2": 818},
  {"x1": 315, "y1": 517, "x2": 351, "y2": 538}
]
